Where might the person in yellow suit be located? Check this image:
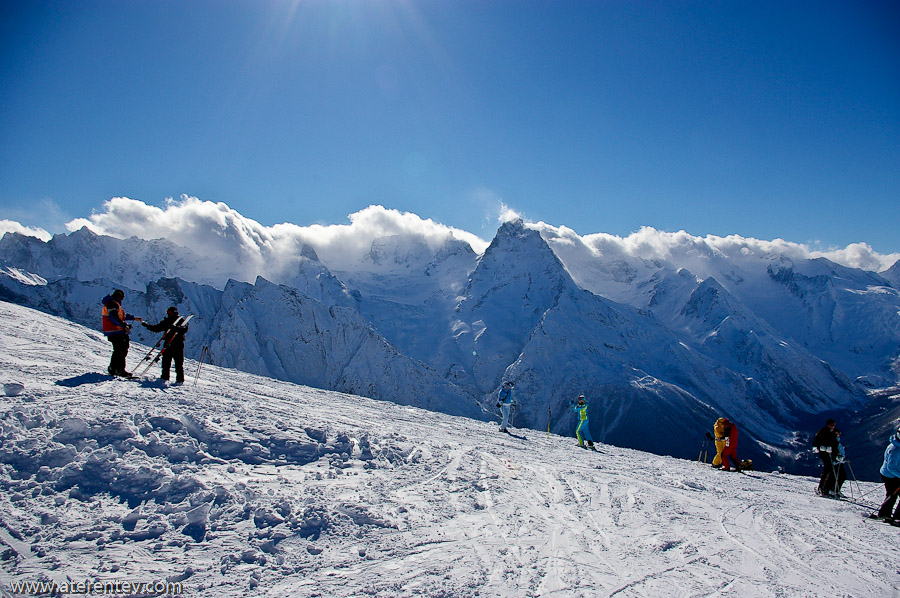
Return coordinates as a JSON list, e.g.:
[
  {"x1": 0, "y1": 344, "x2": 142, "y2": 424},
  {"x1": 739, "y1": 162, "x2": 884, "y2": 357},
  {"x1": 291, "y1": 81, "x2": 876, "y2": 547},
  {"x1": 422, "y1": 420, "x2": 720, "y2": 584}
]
[
  {"x1": 569, "y1": 395, "x2": 595, "y2": 450},
  {"x1": 712, "y1": 417, "x2": 727, "y2": 468}
]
